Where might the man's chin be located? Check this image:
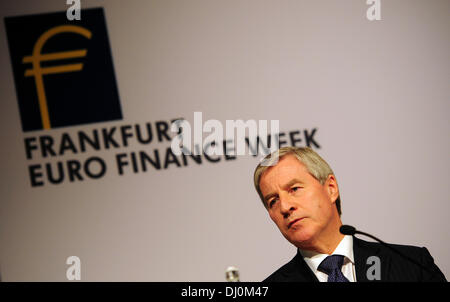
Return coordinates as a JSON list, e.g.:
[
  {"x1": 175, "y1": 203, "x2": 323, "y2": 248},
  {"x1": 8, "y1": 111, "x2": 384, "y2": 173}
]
[{"x1": 284, "y1": 229, "x2": 315, "y2": 248}]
